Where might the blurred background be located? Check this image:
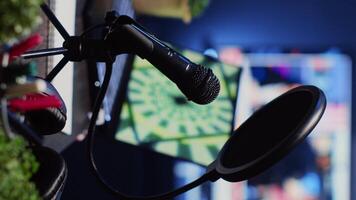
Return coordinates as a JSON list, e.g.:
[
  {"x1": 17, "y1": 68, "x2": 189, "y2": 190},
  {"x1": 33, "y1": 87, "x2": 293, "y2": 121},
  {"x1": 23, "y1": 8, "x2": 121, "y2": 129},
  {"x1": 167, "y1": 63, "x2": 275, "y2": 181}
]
[{"x1": 3, "y1": 0, "x2": 355, "y2": 199}]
